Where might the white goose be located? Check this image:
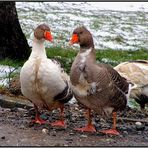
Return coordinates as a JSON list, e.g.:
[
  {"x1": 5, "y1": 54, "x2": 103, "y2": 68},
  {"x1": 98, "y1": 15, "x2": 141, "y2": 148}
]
[{"x1": 20, "y1": 24, "x2": 73, "y2": 127}]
